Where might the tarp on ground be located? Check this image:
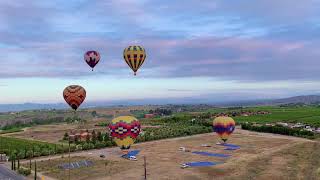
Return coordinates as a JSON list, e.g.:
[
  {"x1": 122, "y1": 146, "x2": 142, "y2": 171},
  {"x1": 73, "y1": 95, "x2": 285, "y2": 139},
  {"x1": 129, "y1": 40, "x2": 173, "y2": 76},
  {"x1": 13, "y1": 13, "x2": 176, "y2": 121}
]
[
  {"x1": 122, "y1": 150, "x2": 140, "y2": 158},
  {"x1": 217, "y1": 143, "x2": 240, "y2": 148},
  {"x1": 58, "y1": 160, "x2": 94, "y2": 170},
  {"x1": 192, "y1": 151, "x2": 230, "y2": 158},
  {"x1": 224, "y1": 147, "x2": 240, "y2": 151},
  {"x1": 185, "y1": 161, "x2": 222, "y2": 167}
]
